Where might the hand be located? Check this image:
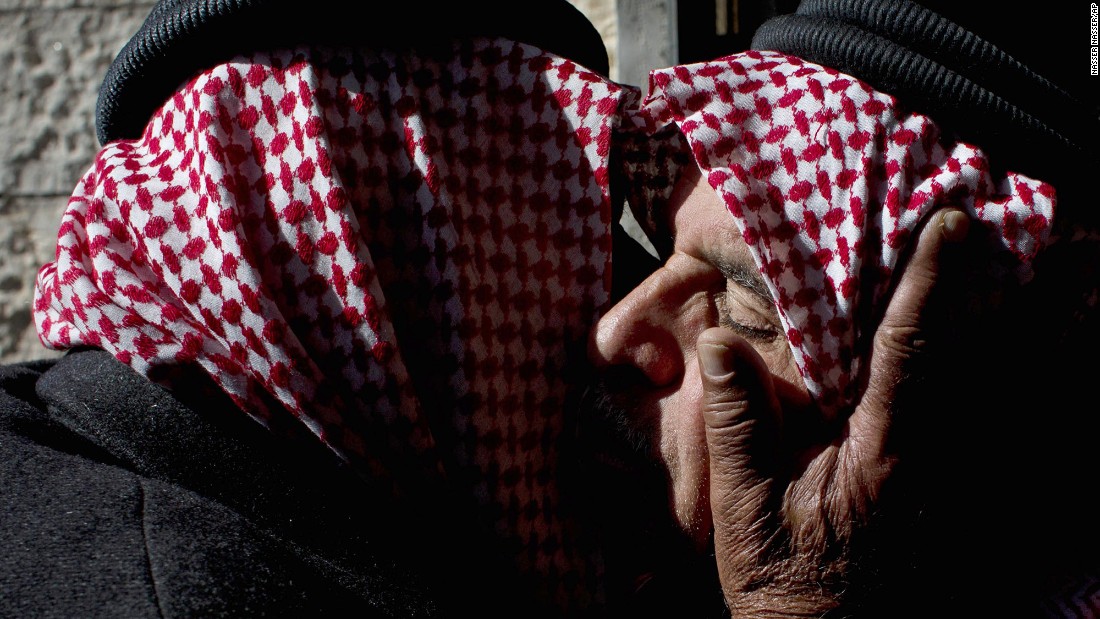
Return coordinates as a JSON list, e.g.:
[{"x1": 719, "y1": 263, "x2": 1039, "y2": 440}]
[{"x1": 697, "y1": 208, "x2": 970, "y2": 617}]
